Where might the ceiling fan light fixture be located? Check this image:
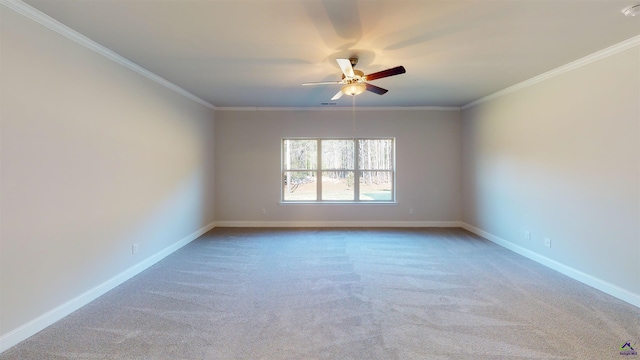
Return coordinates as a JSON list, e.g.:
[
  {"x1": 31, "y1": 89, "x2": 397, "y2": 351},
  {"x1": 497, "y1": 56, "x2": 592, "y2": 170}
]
[
  {"x1": 622, "y1": 3, "x2": 640, "y2": 16},
  {"x1": 342, "y1": 83, "x2": 366, "y2": 96}
]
